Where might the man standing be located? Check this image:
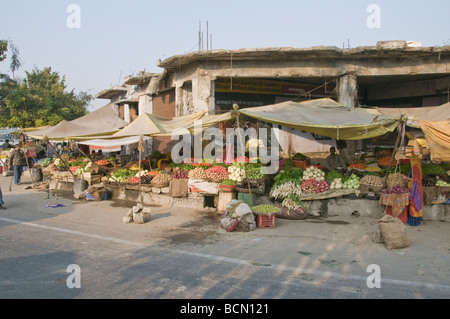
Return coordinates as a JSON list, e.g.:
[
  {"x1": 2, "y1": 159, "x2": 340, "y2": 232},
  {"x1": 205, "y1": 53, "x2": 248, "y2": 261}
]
[
  {"x1": 326, "y1": 147, "x2": 346, "y2": 171},
  {"x1": 9, "y1": 145, "x2": 26, "y2": 185}
]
